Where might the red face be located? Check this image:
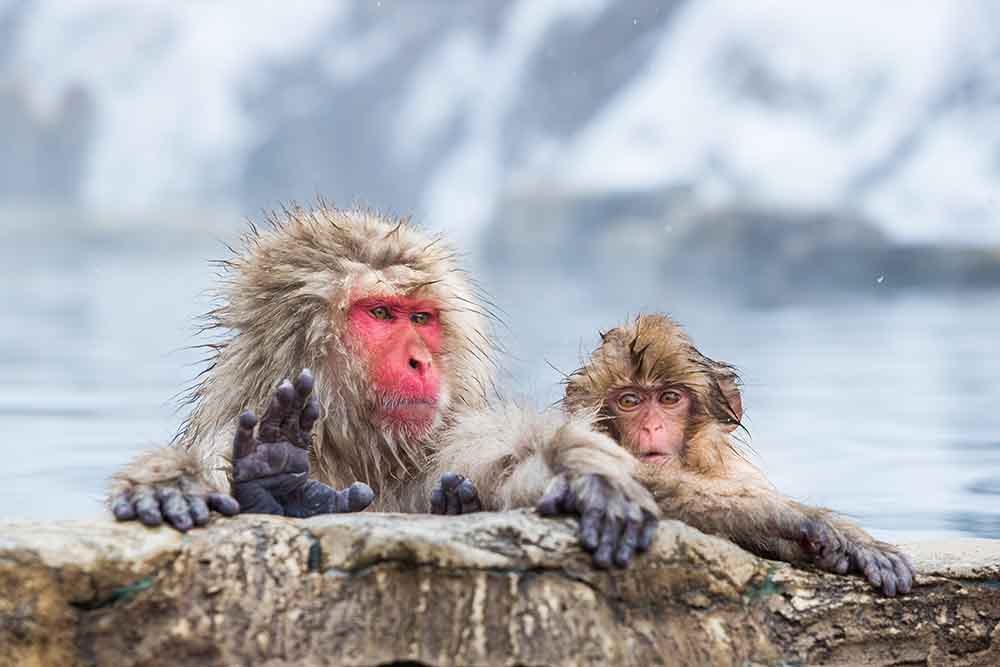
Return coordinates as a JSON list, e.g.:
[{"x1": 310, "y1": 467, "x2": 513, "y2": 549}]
[
  {"x1": 607, "y1": 385, "x2": 690, "y2": 465},
  {"x1": 346, "y1": 295, "x2": 444, "y2": 431}
]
